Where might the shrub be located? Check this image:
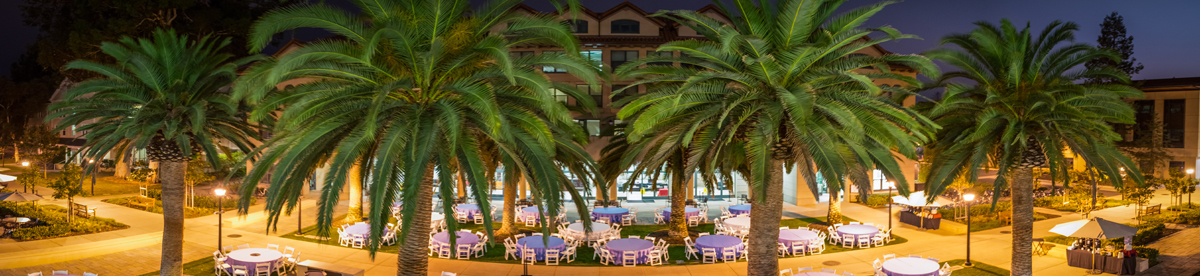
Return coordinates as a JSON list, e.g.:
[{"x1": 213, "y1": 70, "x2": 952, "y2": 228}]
[
  {"x1": 863, "y1": 194, "x2": 890, "y2": 208},
  {"x1": 1135, "y1": 246, "x2": 1159, "y2": 266},
  {"x1": 1043, "y1": 234, "x2": 1077, "y2": 245},
  {"x1": 1, "y1": 202, "x2": 127, "y2": 240}
]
